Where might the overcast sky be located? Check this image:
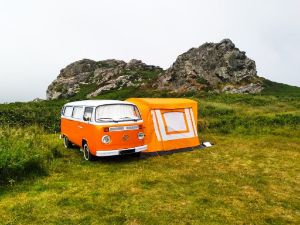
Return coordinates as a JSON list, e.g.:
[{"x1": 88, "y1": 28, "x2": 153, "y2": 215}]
[{"x1": 0, "y1": 0, "x2": 299, "y2": 103}]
